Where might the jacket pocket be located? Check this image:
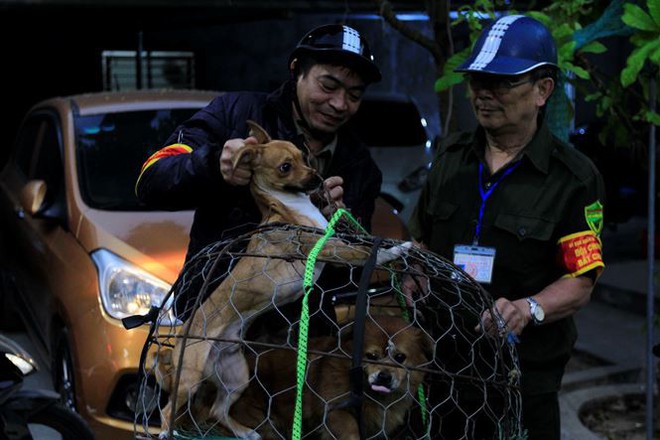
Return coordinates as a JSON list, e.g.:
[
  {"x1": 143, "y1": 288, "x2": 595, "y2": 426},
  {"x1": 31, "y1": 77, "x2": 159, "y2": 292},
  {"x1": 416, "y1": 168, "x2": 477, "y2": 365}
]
[
  {"x1": 428, "y1": 200, "x2": 459, "y2": 220},
  {"x1": 494, "y1": 213, "x2": 556, "y2": 242}
]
